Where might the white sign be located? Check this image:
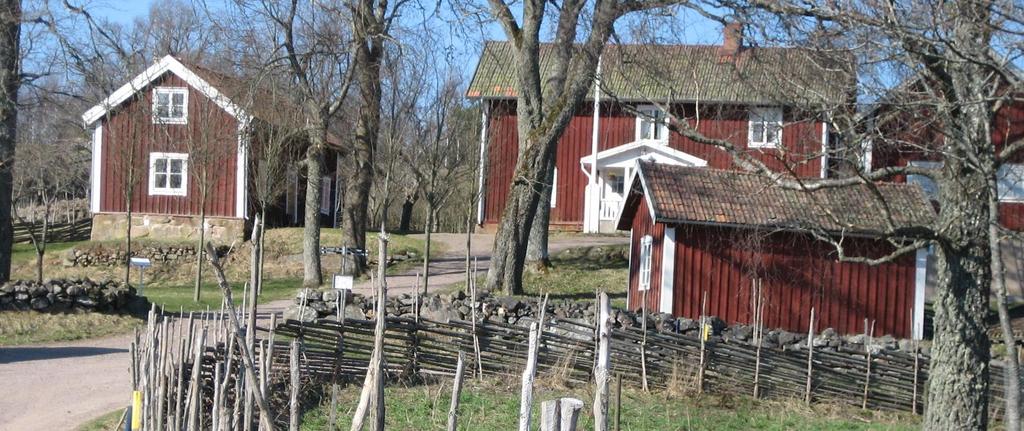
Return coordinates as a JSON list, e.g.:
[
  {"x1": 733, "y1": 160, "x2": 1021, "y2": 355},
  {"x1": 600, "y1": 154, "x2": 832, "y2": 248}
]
[
  {"x1": 333, "y1": 274, "x2": 353, "y2": 291},
  {"x1": 129, "y1": 257, "x2": 152, "y2": 268}
]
